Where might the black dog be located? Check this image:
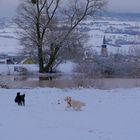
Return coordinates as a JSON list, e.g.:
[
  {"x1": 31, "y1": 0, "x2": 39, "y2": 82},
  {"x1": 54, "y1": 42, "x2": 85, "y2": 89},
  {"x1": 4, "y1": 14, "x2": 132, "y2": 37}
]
[{"x1": 14, "y1": 92, "x2": 25, "y2": 106}]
